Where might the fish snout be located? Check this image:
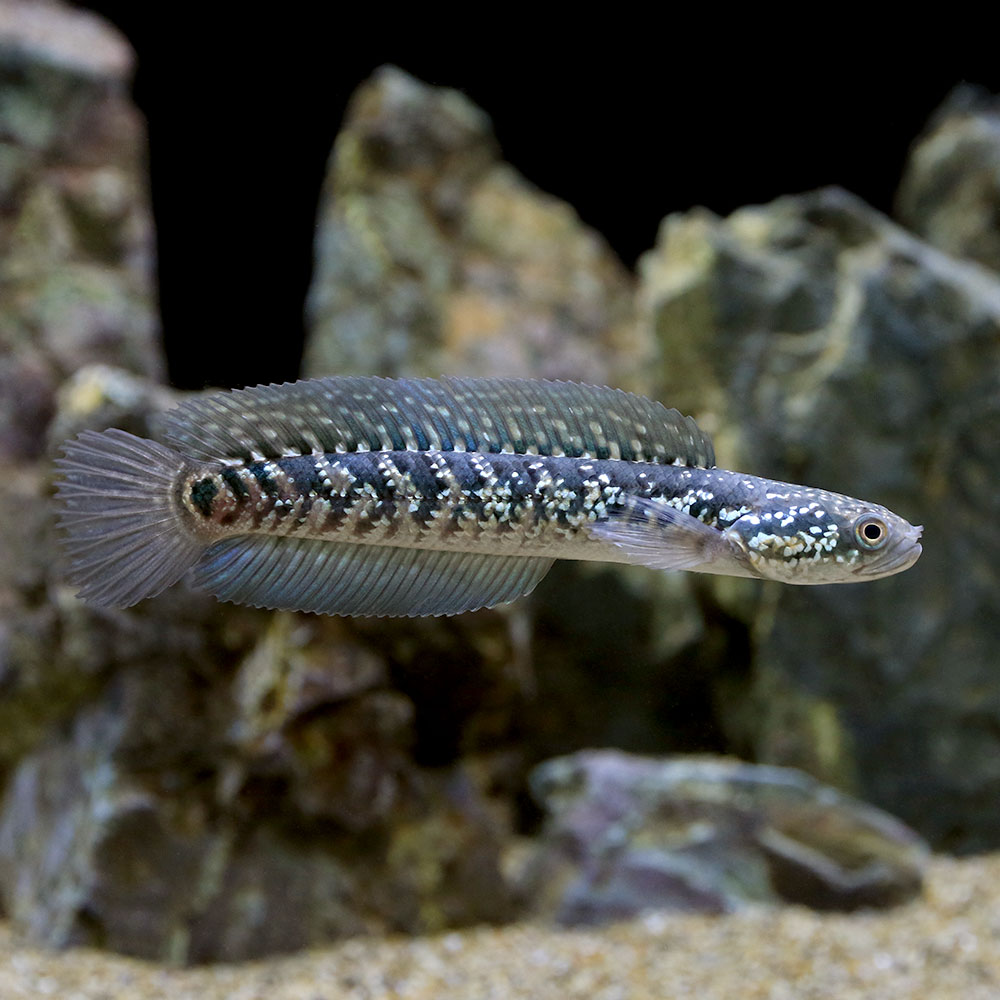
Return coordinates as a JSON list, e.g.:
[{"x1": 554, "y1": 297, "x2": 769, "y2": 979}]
[{"x1": 853, "y1": 521, "x2": 923, "y2": 578}]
